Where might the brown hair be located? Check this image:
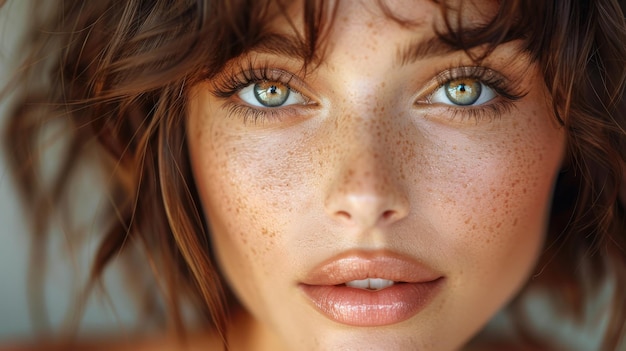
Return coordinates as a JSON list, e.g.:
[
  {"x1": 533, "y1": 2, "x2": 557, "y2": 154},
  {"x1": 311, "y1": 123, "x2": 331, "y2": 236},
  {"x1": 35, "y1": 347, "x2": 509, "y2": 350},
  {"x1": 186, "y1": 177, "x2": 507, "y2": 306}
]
[{"x1": 3, "y1": 0, "x2": 626, "y2": 349}]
